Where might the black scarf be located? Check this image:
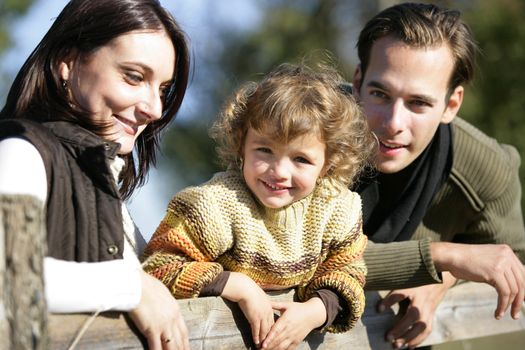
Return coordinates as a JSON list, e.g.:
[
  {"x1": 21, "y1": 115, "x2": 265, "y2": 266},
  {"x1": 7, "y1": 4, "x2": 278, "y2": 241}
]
[{"x1": 355, "y1": 123, "x2": 453, "y2": 242}]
